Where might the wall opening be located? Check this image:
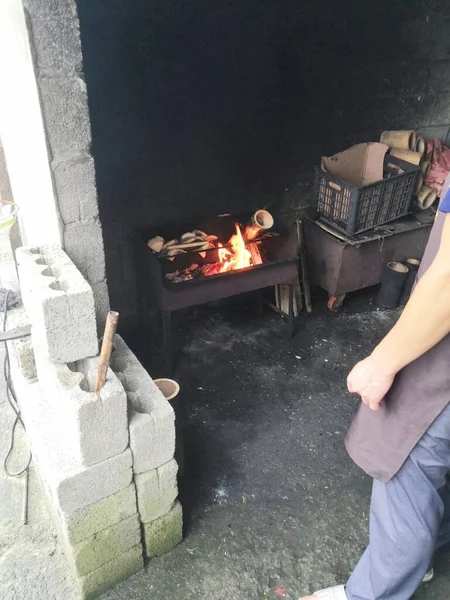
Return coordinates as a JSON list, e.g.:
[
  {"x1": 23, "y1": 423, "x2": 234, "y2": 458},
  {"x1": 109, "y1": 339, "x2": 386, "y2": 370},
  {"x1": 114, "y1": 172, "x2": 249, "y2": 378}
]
[{"x1": 75, "y1": 0, "x2": 450, "y2": 323}]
